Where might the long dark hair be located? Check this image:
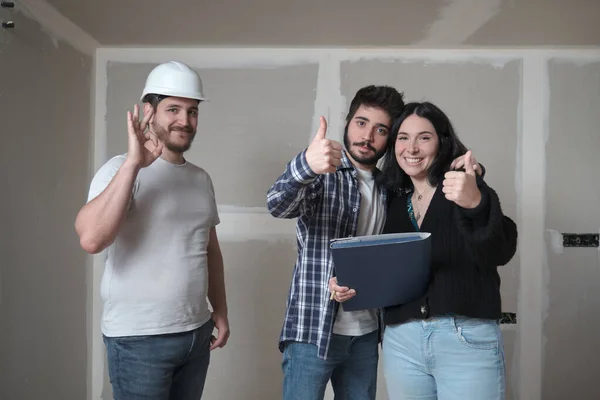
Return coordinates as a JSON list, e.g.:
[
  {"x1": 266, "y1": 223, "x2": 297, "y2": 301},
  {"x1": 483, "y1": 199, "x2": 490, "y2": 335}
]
[{"x1": 378, "y1": 101, "x2": 468, "y2": 194}]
